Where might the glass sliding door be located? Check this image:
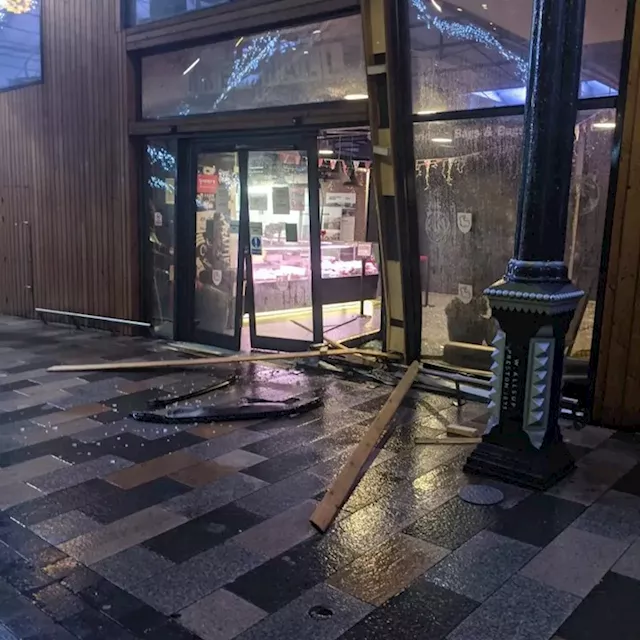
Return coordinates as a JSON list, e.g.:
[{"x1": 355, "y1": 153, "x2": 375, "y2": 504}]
[
  {"x1": 145, "y1": 139, "x2": 178, "y2": 338},
  {"x1": 245, "y1": 144, "x2": 323, "y2": 351},
  {"x1": 191, "y1": 148, "x2": 245, "y2": 350},
  {"x1": 318, "y1": 147, "x2": 382, "y2": 343}
]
